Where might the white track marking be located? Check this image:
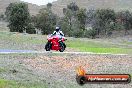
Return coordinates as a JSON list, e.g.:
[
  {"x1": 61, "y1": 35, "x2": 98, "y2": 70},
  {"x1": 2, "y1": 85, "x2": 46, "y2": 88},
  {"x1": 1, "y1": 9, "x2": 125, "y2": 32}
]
[{"x1": 0, "y1": 50, "x2": 128, "y2": 56}]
